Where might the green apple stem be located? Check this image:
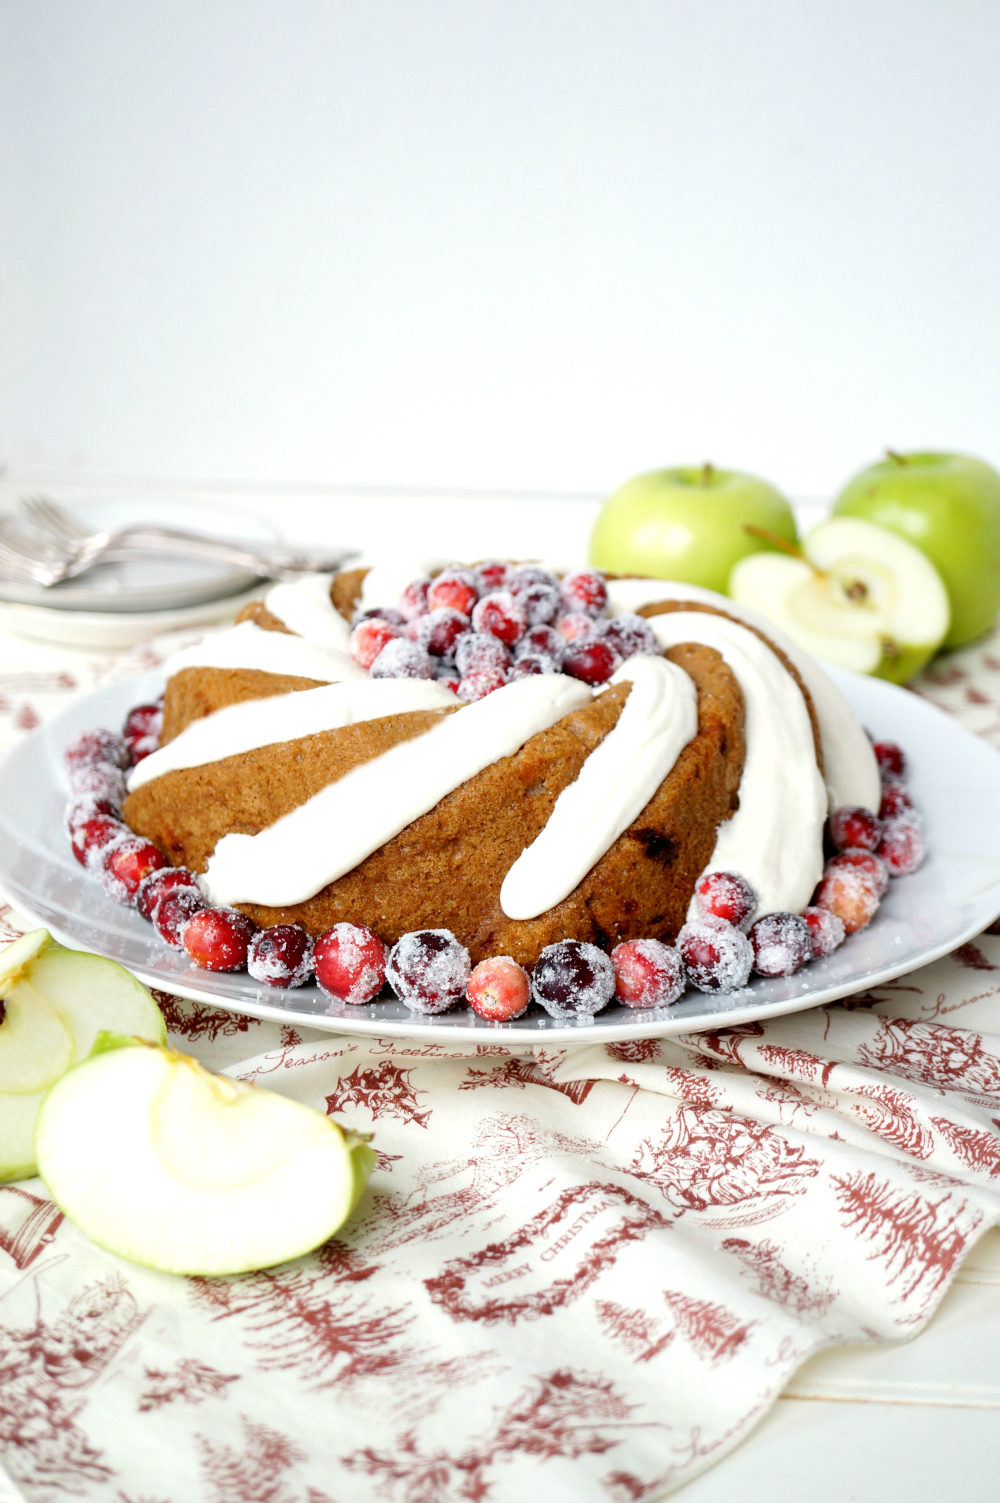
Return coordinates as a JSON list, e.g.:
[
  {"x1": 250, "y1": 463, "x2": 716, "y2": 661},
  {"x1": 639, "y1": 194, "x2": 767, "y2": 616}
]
[
  {"x1": 885, "y1": 449, "x2": 907, "y2": 465},
  {"x1": 699, "y1": 462, "x2": 714, "y2": 487},
  {"x1": 743, "y1": 523, "x2": 809, "y2": 562}
]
